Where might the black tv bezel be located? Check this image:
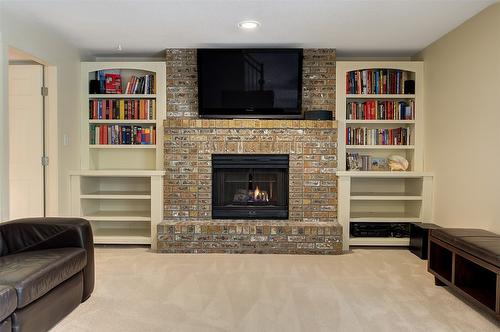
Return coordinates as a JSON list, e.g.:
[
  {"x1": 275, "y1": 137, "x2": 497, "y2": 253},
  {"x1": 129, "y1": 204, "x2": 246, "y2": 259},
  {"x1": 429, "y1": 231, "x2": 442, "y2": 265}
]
[{"x1": 197, "y1": 48, "x2": 303, "y2": 119}]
